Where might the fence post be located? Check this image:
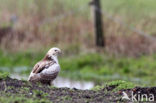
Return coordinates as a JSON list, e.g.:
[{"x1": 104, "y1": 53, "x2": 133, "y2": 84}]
[{"x1": 90, "y1": 0, "x2": 105, "y2": 47}]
